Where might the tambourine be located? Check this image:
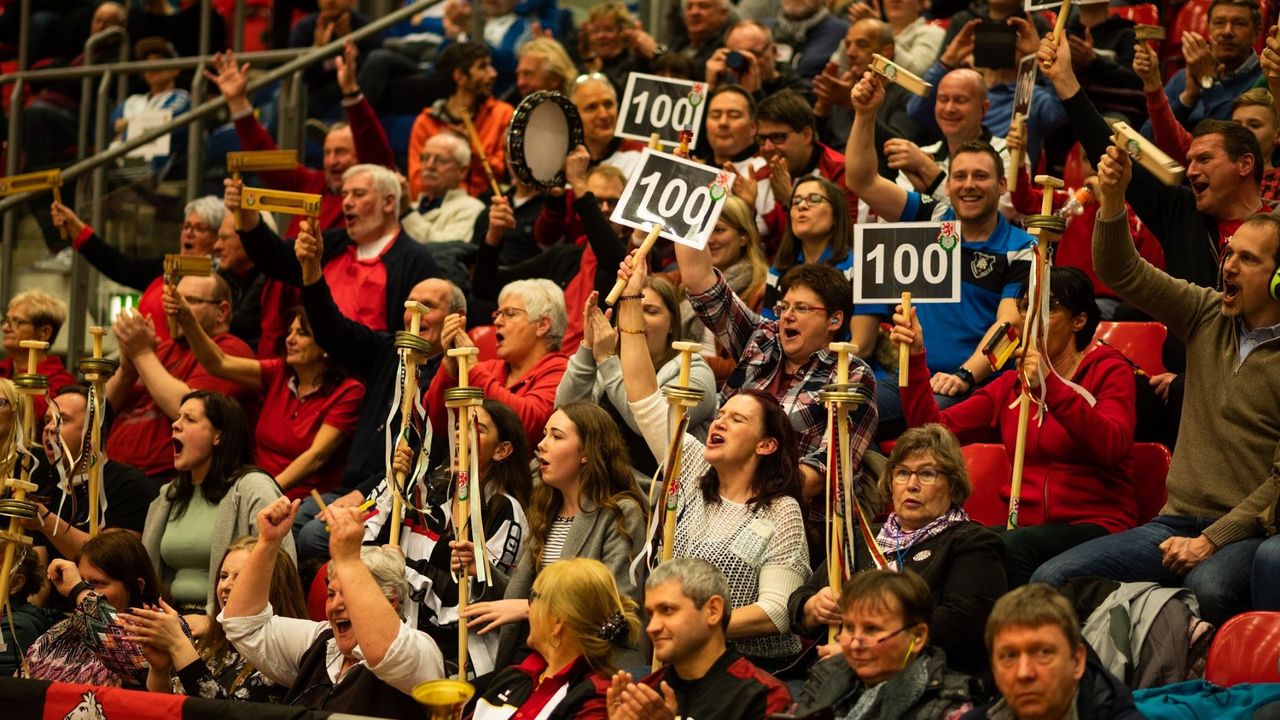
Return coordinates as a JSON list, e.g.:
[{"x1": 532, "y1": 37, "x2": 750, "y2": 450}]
[{"x1": 505, "y1": 90, "x2": 584, "y2": 192}]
